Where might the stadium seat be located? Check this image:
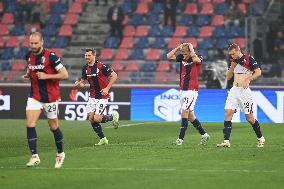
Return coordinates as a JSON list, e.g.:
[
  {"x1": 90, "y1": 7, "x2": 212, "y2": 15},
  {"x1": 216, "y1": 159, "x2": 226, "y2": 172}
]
[
  {"x1": 200, "y1": 3, "x2": 214, "y2": 15},
  {"x1": 135, "y1": 37, "x2": 150, "y2": 48},
  {"x1": 12, "y1": 60, "x2": 26, "y2": 71},
  {"x1": 216, "y1": 37, "x2": 229, "y2": 49},
  {"x1": 129, "y1": 49, "x2": 144, "y2": 60},
  {"x1": 157, "y1": 61, "x2": 171, "y2": 72},
  {"x1": 48, "y1": 14, "x2": 62, "y2": 25},
  {"x1": 238, "y1": 3, "x2": 247, "y2": 14},
  {"x1": 135, "y1": 25, "x2": 149, "y2": 37},
  {"x1": 125, "y1": 61, "x2": 139, "y2": 72},
  {"x1": 154, "y1": 72, "x2": 169, "y2": 83},
  {"x1": 187, "y1": 37, "x2": 198, "y2": 48},
  {"x1": 215, "y1": 3, "x2": 230, "y2": 15},
  {"x1": 1, "y1": 61, "x2": 11, "y2": 71},
  {"x1": 0, "y1": 37, "x2": 4, "y2": 47},
  {"x1": 196, "y1": 15, "x2": 210, "y2": 26},
  {"x1": 199, "y1": 26, "x2": 213, "y2": 38},
  {"x1": 123, "y1": 25, "x2": 135, "y2": 37},
  {"x1": 1, "y1": 48, "x2": 14, "y2": 60},
  {"x1": 152, "y1": 37, "x2": 166, "y2": 48},
  {"x1": 173, "y1": 26, "x2": 187, "y2": 37},
  {"x1": 129, "y1": 14, "x2": 144, "y2": 26},
  {"x1": 59, "y1": 25, "x2": 73, "y2": 37},
  {"x1": 104, "y1": 36, "x2": 120, "y2": 48},
  {"x1": 21, "y1": 36, "x2": 29, "y2": 48},
  {"x1": 149, "y1": 25, "x2": 162, "y2": 37},
  {"x1": 114, "y1": 49, "x2": 129, "y2": 60},
  {"x1": 198, "y1": 0, "x2": 212, "y2": 3},
  {"x1": 63, "y1": 14, "x2": 78, "y2": 25},
  {"x1": 179, "y1": 15, "x2": 193, "y2": 25},
  {"x1": 43, "y1": 25, "x2": 57, "y2": 36},
  {"x1": 146, "y1": 49, "x2": 161, "y2": 61},
  {"x1": 68, "y1": 3, "x2": 82, "y2": 13},
  {"x1": 99, "y1": 49, "x2": 113, "y2": 60},
  {"x1": 140, "y1": 63, "x2": 156, "y2": 72},
  {"x1": 148, "y1": 14, "x2": 160, "y2": 25},
  {"x1": 0, "y1": 3, "x2": 3, "y2": 13},
  {"x1": 10, "y1": 24, "x2": 25, "y2": 36},
  {"x1": 213, "y1": 26, "x2": 226, "y2": 37},
  {"x1": 162, "y1": 25, "x2": 174, "y2": 37},
  {"x1": 197, "y1": 49, "x2": 208, "y2": 60},
  {"x1": 111, "y1": 62, "x2": 124, "y2": 72},
  {"x1": 15, "y1": 48, "x2": 29, "y2": 59},
  {"x1": 168, "y1": 37, "x2": 182, "y2": 49},
  {"x1": 135, "y1": 2, "x2": 148, "y2": 14},
  {"x1": 119, "y1": 37, "x2": 134, "y2": 48},
  {"x1": 211, "y1": 15, "x2": 224, "y2": 26},
  {"x1": 199, "y1": 38, "x2": 214, "y2": 49},
  {"x1": 117, "y1": 71, "x2": 131, "y2": 83},
  {"x1": 54, "y1": 37, "x2": 68, "y2": 48},
  {"x1": 187, "y1": 26, "x2": 199, "y2": 37},
  {"x1": 122, "y1": 1, "x2": 133, "y2": 14},
  {"x1": 6, "y1": 36, "x2": 20, "y2": 48},
  {"x1": 234, "y1": 38, "x2": 246, "y2": 49},
  {"x1": 152, "y1": 2, "x2": 163, "y2": 14},
  {"x1": 50, "y1": 48, "x2": 62, "y2": 58},
  {"x1": 226, "y1": 25, "x2": 239, "y2": 38},
  {"x1": 123, "y1": 16, "x2": 129, "y2": 25},
  {"x1": 212, "y1": 0, "x2": 225, "y2": 3},
  {"x1": 6, "y1": 70, "x2": 20, "y2": 81},
  {"x1": 0, "y1": 24, "x2": 9, "y2": 36},
  {"x1": 184, "y1": 3, "x2": 198, "y2": 15},
  {"x1": 1, "y1": 13, "x2": 14, "y2": 24}
]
